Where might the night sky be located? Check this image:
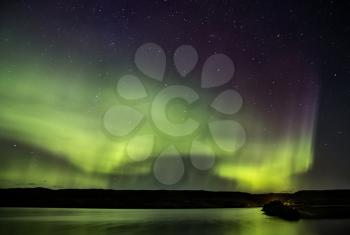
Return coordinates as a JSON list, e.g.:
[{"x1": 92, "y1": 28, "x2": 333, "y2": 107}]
[{"x1": 0, "y1": 0, "x2": 349, "y2": 192}]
